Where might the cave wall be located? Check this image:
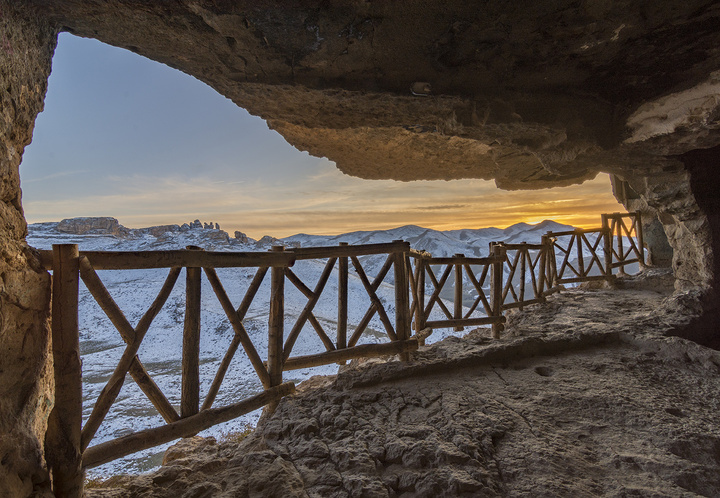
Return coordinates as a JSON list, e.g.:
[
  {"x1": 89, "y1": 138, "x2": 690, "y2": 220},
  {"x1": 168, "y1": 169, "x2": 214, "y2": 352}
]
[
  {"x1": 0, "y1": 2, "x2": 55, "y2": 496},
  {"x1": 0, "y1": 1, "x2": 719, "y2": 496}
]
